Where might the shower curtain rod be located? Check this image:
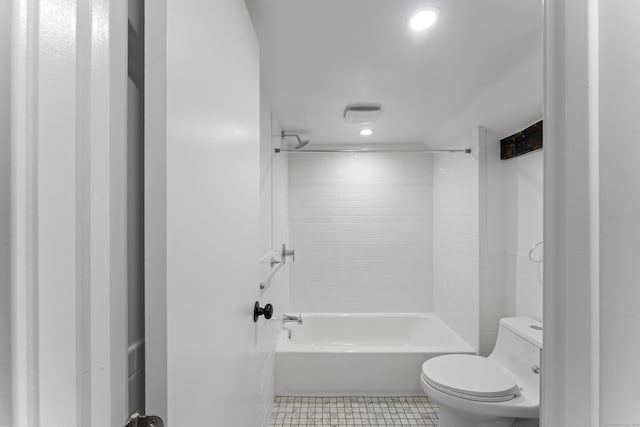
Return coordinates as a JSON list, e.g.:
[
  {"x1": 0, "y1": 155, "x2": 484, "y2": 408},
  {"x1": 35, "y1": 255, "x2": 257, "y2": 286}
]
[{"x1": 274, "y1": 148, "x2": 472, "y2": 154}]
